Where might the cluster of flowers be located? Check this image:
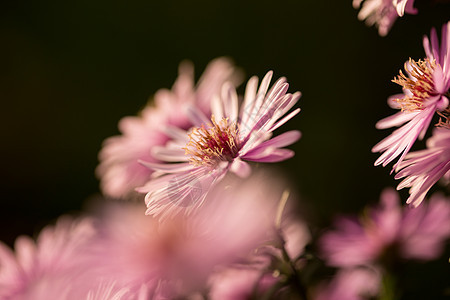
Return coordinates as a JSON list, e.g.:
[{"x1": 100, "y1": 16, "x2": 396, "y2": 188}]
[{"x1": 1, "y1": 3, "x2": 450, "y2": 299}]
